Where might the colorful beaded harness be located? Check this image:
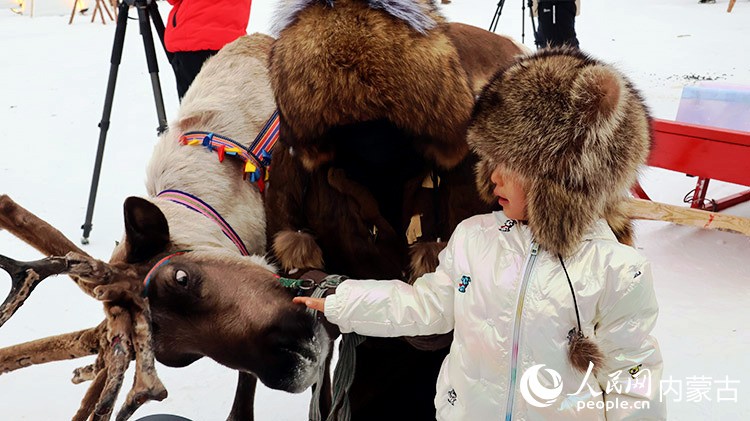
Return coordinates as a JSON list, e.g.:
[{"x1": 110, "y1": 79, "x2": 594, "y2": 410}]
[{"x1": 178, "y1": 110, "x2": 280, "y2": 193}]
